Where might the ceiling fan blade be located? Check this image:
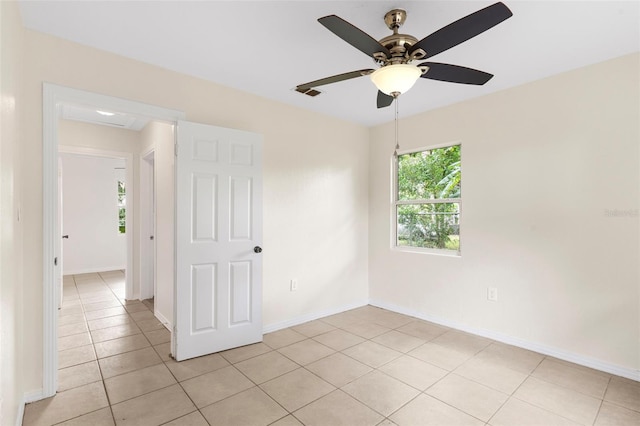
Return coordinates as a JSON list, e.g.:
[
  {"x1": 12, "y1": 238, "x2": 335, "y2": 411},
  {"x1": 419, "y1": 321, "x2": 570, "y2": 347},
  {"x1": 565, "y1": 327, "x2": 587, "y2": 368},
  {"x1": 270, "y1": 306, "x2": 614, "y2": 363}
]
[
  {"x1": 319, "y1": 15, "x2": 391, "y2": 59},
  {"x1": 296, "y1": 69, "x2": 374, "y2": 91},
  {"x1": 420, "y1": 62, "x2": 493, "y2": 85},
  {"x1": 377, "y1": 91, "x2": 394, "y2": 109},
  {"x1": 410, "y1": 2, "x2": 512, "y2": 59}
]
